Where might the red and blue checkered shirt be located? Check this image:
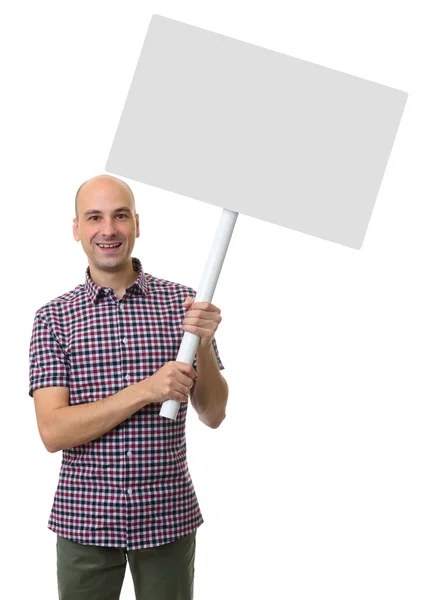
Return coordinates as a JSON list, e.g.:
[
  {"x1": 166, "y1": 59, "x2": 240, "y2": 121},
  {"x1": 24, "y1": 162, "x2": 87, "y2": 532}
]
[{"x1": 29, "y1": 257, "x2": 224, "y2": 550}]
